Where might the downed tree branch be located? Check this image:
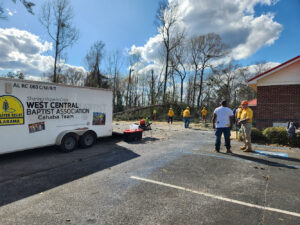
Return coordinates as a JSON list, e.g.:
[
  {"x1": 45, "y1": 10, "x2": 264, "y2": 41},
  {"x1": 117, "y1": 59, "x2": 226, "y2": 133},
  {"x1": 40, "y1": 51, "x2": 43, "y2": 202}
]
[{"x1": 113, "y1": 104, "x2": 165, "y2": 116}]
